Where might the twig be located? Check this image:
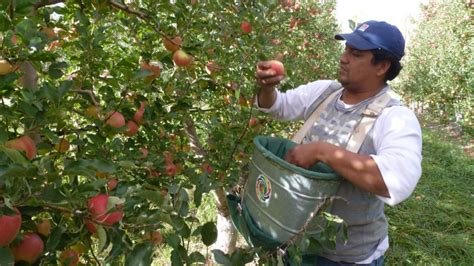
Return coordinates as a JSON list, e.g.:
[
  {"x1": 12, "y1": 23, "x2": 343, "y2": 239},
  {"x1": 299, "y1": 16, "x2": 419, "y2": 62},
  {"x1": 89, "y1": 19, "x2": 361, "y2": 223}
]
[
  {"x1": 109, "y1": 0, "x2": 149, "y2": 20},
  {"x1": 71, "y1": 89, "x2": 99, "y2": 106}
]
